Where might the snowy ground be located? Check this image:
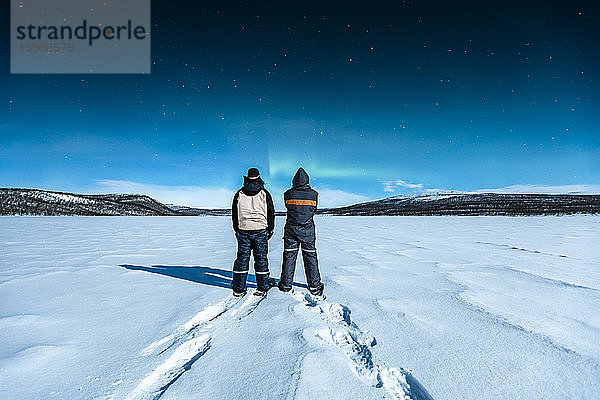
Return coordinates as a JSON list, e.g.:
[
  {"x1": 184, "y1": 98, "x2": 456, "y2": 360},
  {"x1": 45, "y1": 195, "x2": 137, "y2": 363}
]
[{"x1": 1, "y1": 215, "x2": 599, "y2": 400}]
